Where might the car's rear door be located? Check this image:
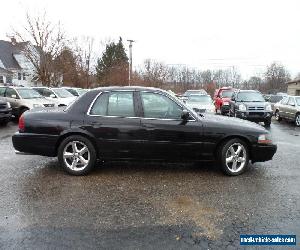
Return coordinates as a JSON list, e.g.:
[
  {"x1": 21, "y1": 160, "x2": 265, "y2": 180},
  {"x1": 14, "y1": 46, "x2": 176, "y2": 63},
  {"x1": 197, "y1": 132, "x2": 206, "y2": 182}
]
[
  {"x1": 85, "y1": 90, "x2": 144, "y2": 160},
  {"x1": 138, "y1": 91, "x2": 203, "y2": 160},
  {"x1": 286, "y1": 97, "x2": 297, "y2": 120}
]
